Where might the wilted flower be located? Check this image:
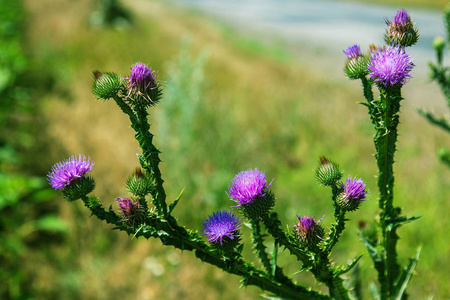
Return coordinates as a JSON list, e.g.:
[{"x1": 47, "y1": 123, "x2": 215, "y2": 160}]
[
  {"x1": 48, "y1": 155, "x2": 94, "y2": 190},
  {"x1": 116, "y1": 197, "x2": 141, "y2": 221},
  {"x1": 203, "y1": 210, "x2": 241, "y2": 250},
  {"x1": 337, "y1": 176, "x2": 368, "y2": 211},
  {"x1": 368, "y1": 46, "x2": 413, "y2": 87},
  {"x1": 293, "y1": 215, "x2": 324, "y2": 247}
]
